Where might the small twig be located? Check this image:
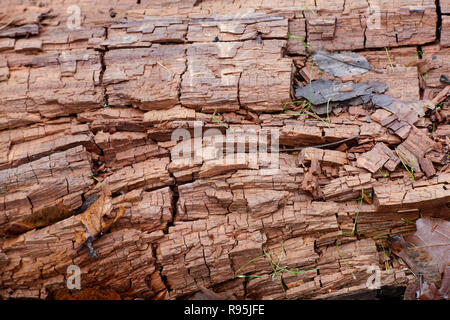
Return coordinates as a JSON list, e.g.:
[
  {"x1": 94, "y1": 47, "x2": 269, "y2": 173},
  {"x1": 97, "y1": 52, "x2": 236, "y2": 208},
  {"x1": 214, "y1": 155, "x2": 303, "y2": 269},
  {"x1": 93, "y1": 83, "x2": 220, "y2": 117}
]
[
  {"x1": 336, "y1": 241, "x2": 357, "y2": 280},
  {"x1": 157, "y1": 61, "x2": 170, "y2": 71},
  {"x1": 276, "y1": 135, "x2": 359, "y2": 153},
  {"x1": 371, "y1": 228, "x2": 416, "y2": 240},
  {"x1": 229, "y1": 135, "x2": 359, "y2": 154},
  {"x1": 352, "y1": 186, "x2": 364, "y2": 235},
  {"x1": 0, "y1": 18, "x2": 16, "y2": 31},
  {"x1": 326, "y1": 98, "x2": 332, "y2": 125},
  {"x1": 385, "y1": 47, "x2": 394, "y2": 72}
]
